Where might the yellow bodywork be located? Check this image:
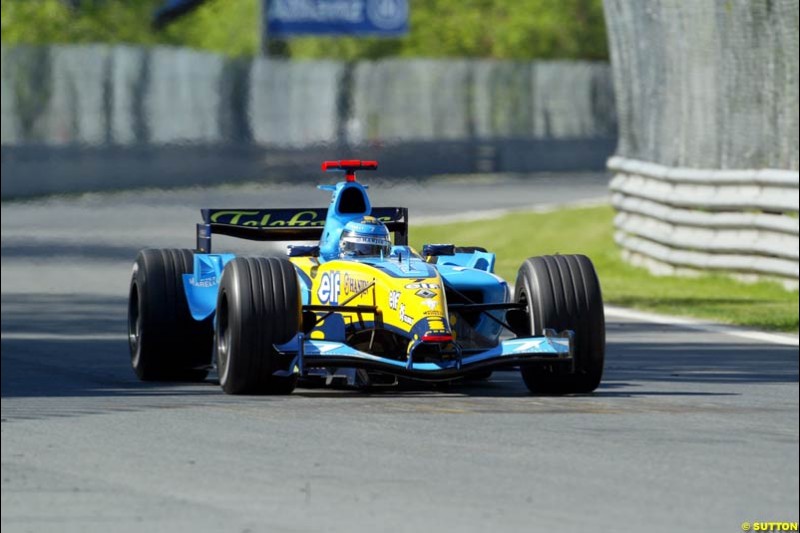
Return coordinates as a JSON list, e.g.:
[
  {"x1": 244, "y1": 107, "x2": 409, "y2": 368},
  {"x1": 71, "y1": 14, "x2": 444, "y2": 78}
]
[{"x1": 289, "y1": 256, "x2": 451, "y2": 345}]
